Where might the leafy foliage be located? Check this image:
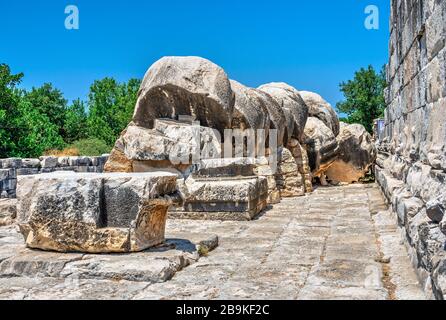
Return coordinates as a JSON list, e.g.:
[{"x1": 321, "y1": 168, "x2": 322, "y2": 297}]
[
  {"x1": 64, "y1": 99, "x2": 88, "y2": 144},
  {"x1": 87, "y1": 78, "x2": 140, "y2": 146},
  {"x1": 24, "y1": 83, "x2": 67, "y2": 135},
  {"x1": 0, "y1": 64, "x2": 24, "y2": 157},
  {"x1": 13, "y1": 99, "x2": 66, "y2": 157},
  {"x1": 336, "y1": 65, "x2": 386, "y2": 133}
]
